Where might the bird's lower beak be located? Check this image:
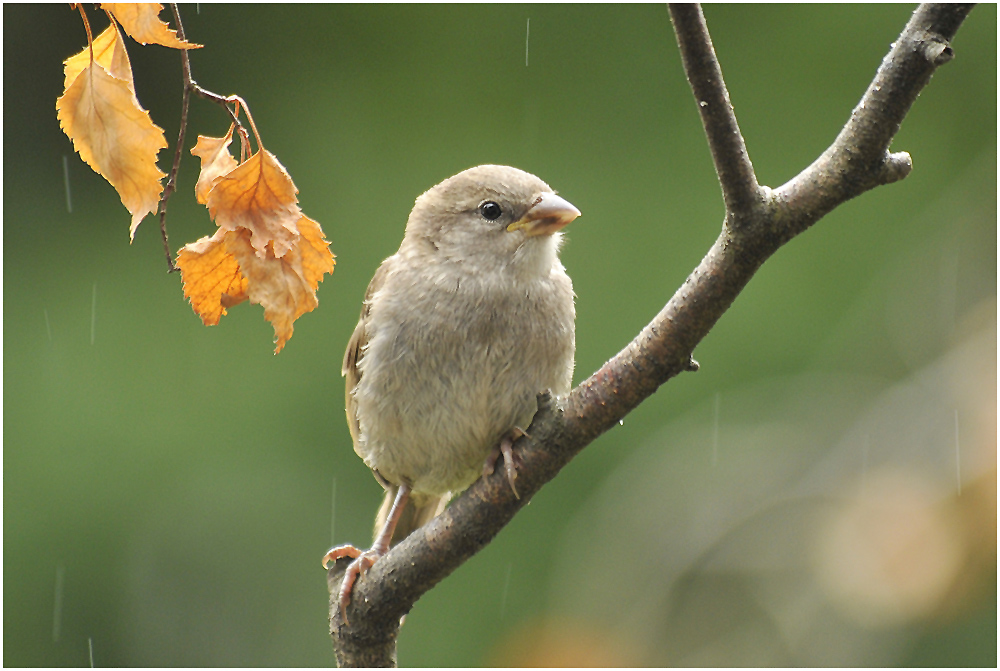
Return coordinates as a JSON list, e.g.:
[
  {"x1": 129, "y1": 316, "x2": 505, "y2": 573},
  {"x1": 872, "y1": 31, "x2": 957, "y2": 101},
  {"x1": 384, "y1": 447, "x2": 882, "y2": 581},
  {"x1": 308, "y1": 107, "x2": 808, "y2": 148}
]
[{"x1": 506, "y1": 192, "x2": 581, "y2": 237}]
